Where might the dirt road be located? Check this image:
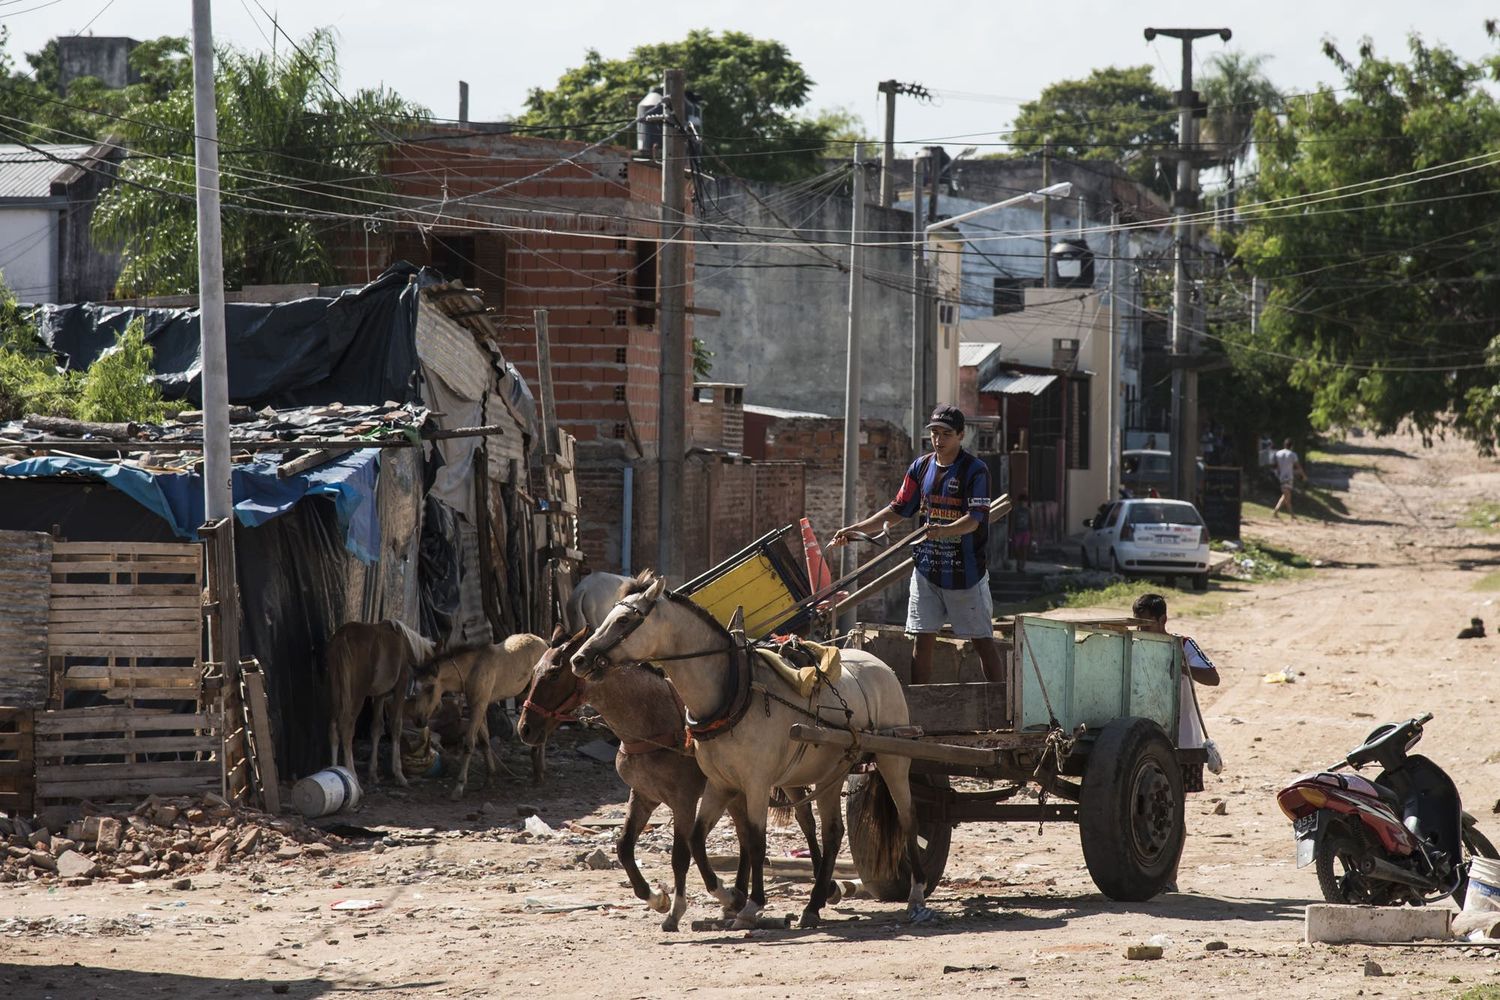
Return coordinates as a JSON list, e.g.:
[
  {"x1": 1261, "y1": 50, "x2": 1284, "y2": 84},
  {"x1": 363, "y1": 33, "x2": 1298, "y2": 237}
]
[{"x1": 3, "y1": 430, "x2": 1499, "y2": 999}]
